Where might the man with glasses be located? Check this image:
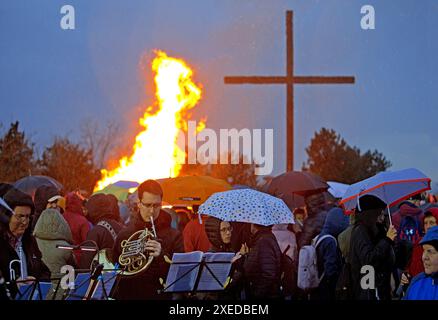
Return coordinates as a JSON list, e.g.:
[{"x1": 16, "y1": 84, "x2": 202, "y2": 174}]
[
  {"x1": 112, "y1": 180, "x2": 184, "y2": 300},
  {"x1": 0, "y1": 188, "x2": 50, "y2": 299}
]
